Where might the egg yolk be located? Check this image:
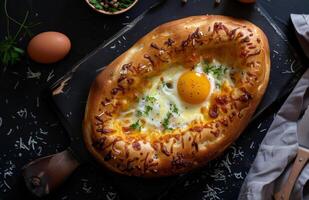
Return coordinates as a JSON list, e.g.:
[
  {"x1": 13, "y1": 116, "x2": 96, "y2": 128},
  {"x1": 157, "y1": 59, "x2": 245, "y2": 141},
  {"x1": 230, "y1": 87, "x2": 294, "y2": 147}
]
[{"x1": 177, "y1": 71, "x2": 210, "y2": 104}]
